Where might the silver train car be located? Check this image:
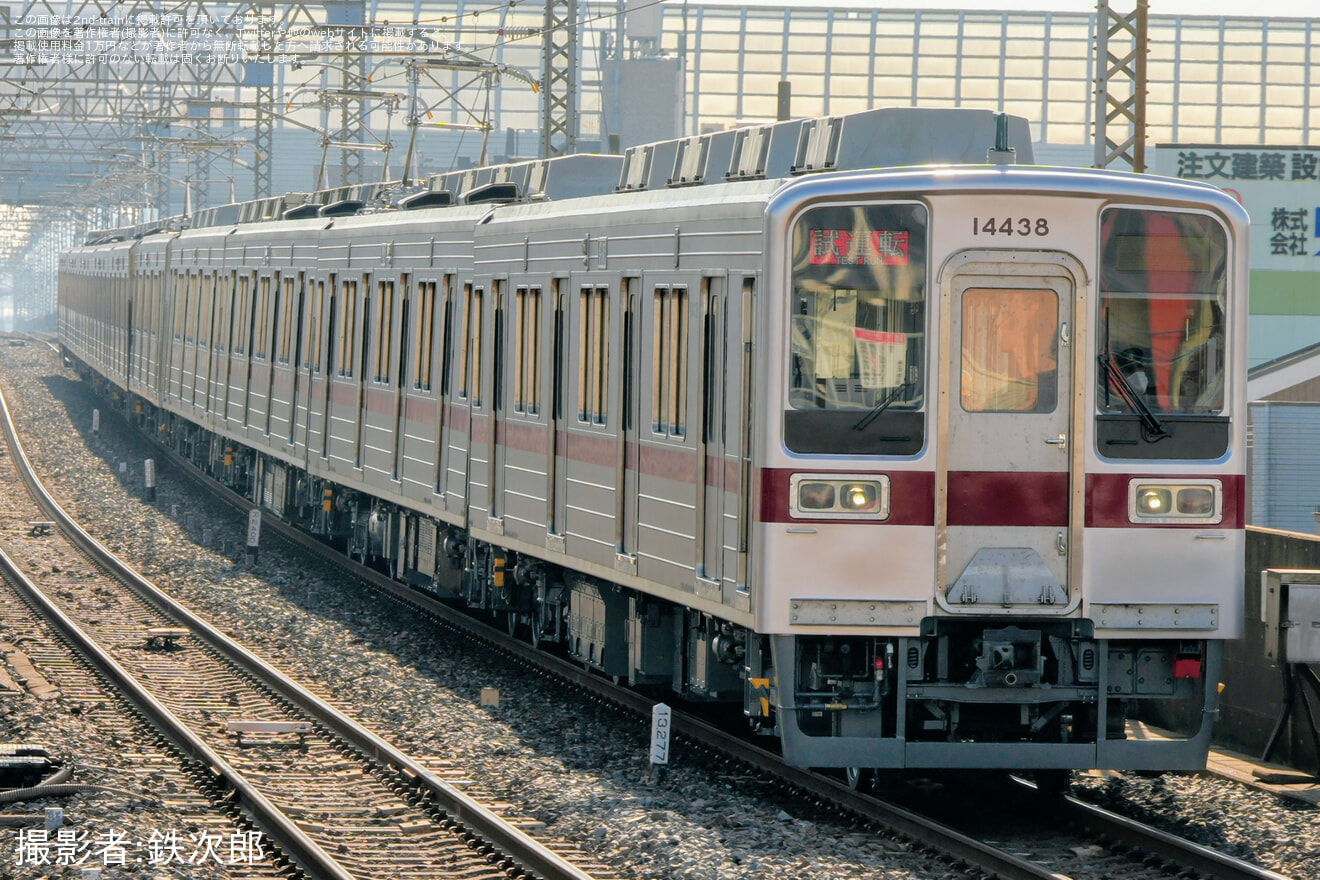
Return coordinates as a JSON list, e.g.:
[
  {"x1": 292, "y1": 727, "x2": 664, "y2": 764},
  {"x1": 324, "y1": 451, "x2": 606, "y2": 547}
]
[{"x1": 58, "y1": 107, "x2": 1248, "y2": 774}]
